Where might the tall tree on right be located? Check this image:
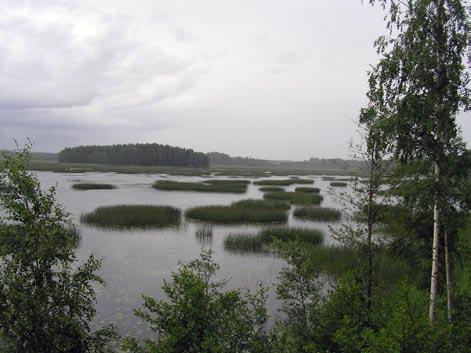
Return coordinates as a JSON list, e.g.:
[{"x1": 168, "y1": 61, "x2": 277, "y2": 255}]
[{"x1": 363, "y1": 0, "x2": 470, "y2": 325}]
